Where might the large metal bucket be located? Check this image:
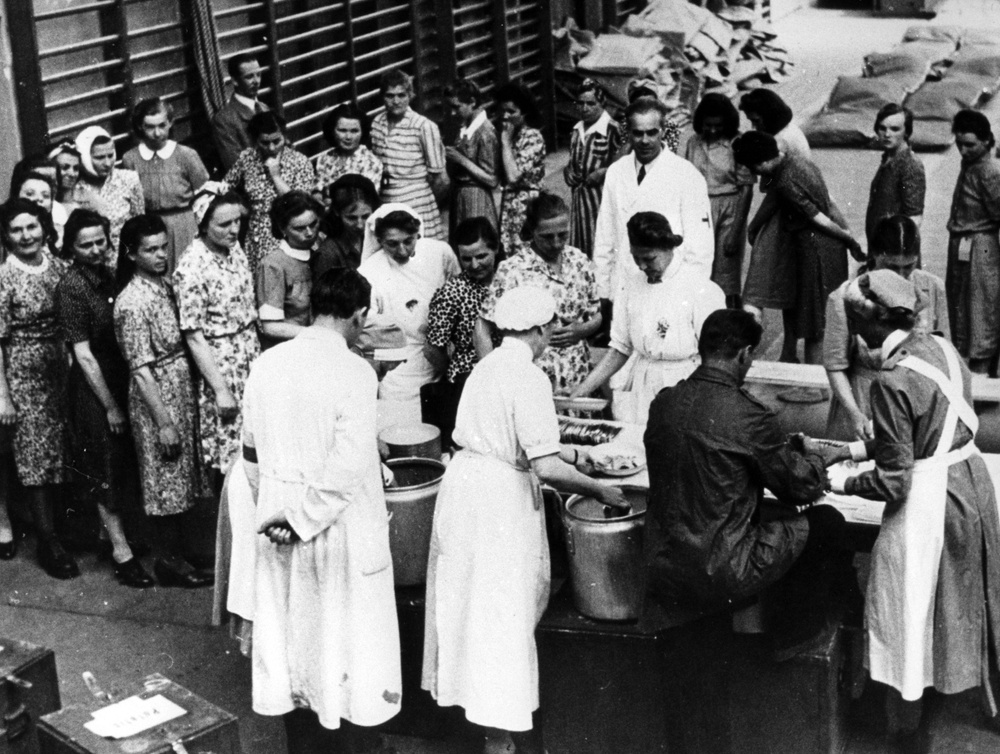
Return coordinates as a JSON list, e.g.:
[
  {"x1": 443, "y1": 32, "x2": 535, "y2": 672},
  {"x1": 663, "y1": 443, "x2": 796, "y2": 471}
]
[
  {"x1": 380, "y1": 423, "x2": 443, "y2": 460},
  {"x1": 563, "y1": 486, "x2": 648, "y2": 621},
  {"x1": 384, "y1": 457, "x2": 445, "y2": 586}
]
